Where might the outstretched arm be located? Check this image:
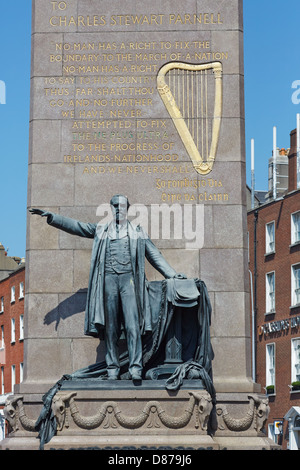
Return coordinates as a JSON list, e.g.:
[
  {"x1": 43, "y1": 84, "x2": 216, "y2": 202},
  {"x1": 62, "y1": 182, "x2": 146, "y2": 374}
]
[{"x1": 29, "y1": 208, "x2": 96, "y2": 239}]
